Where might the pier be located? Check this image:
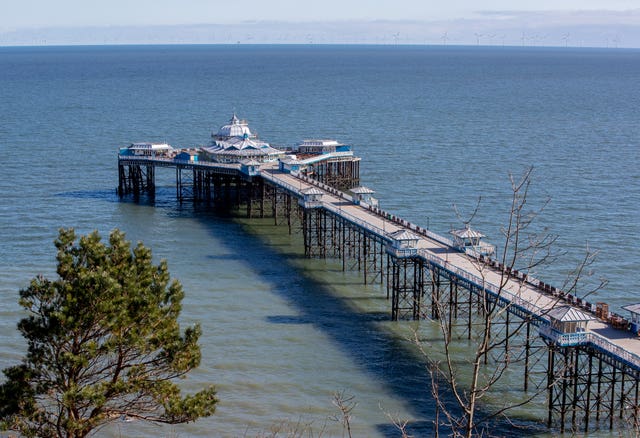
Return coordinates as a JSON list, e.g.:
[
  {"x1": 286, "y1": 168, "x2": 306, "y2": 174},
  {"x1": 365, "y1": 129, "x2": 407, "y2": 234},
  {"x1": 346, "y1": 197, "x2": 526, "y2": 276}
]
[{"x1": 118, "y1": 115, "x2": 640, "y2": 434}]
